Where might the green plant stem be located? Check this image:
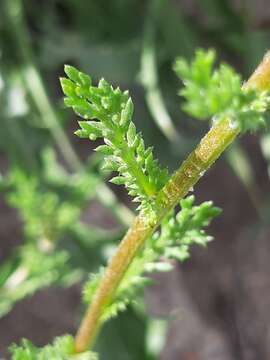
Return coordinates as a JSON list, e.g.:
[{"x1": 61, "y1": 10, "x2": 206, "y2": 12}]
[
  {"x1": 75, "y1": 116, "x2": 238, "y2": 352},
  {"x1": 5, "y1": 0, "x2": 134, "y2": 227},
  {"x1": 141, "y1": 0, "x2": 256, "y2": 208},
  {"x1": 140, "y1": 0, "x2": 181, "y2": 144},
  {"x1": 74, "y1": 51, "x2": 270, "y2": 353},
  {"x1": 2, "y1": 104, "x2": 37, "y2": 169},
  {"x1": 5, "y1": 0, "x2": 82, "y2": 170}
]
